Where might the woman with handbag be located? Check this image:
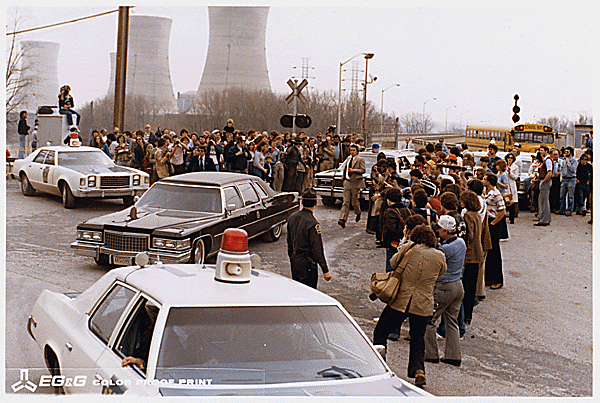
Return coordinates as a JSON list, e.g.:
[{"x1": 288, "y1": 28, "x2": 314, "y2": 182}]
[
  {"x1": 495, "y1": 159, "x2": 511, "y2": 240},
  {"x1": 372, "y1": 224, "x2": 447, "y2": 387}
]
